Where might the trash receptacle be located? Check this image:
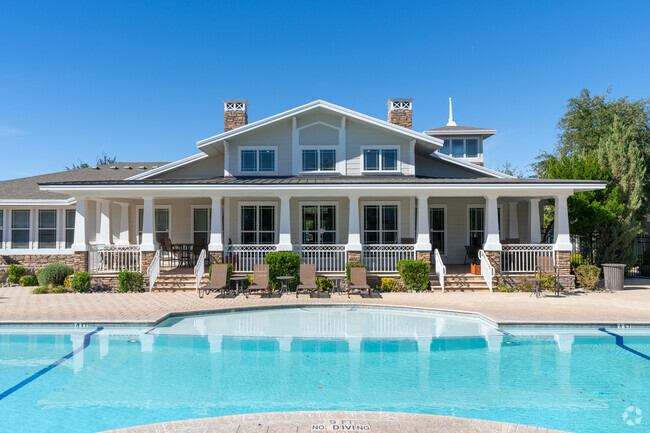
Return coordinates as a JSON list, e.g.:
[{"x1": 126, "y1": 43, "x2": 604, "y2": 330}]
[{"x1": 602, "y1": 263, "x2": 626, "y2": 291}]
